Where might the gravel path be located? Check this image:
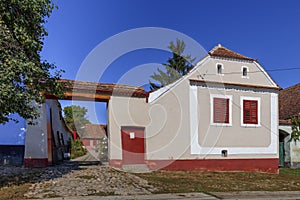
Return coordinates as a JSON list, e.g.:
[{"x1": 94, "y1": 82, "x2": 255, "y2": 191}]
[
  {"x1": 25, "y1": 163, "x2": 157, "y2": 198},
  {"x1": 1, "y1": 154, "x2": 157, "y2": 199}
]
